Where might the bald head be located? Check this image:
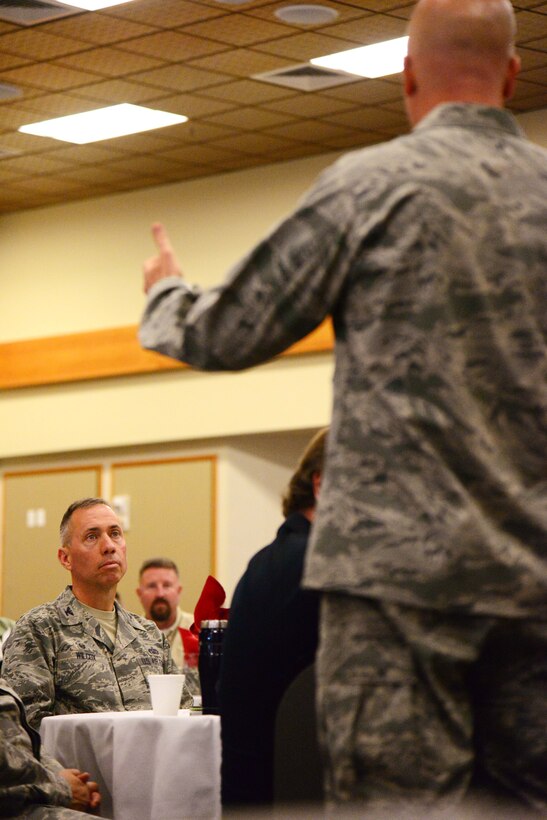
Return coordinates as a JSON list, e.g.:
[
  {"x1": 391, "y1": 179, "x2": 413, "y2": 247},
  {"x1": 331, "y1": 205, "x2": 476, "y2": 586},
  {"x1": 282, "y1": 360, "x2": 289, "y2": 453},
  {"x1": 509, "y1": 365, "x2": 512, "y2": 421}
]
[{"x1": 404, "y1": 0, "x2": 520, "y2": 125}]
